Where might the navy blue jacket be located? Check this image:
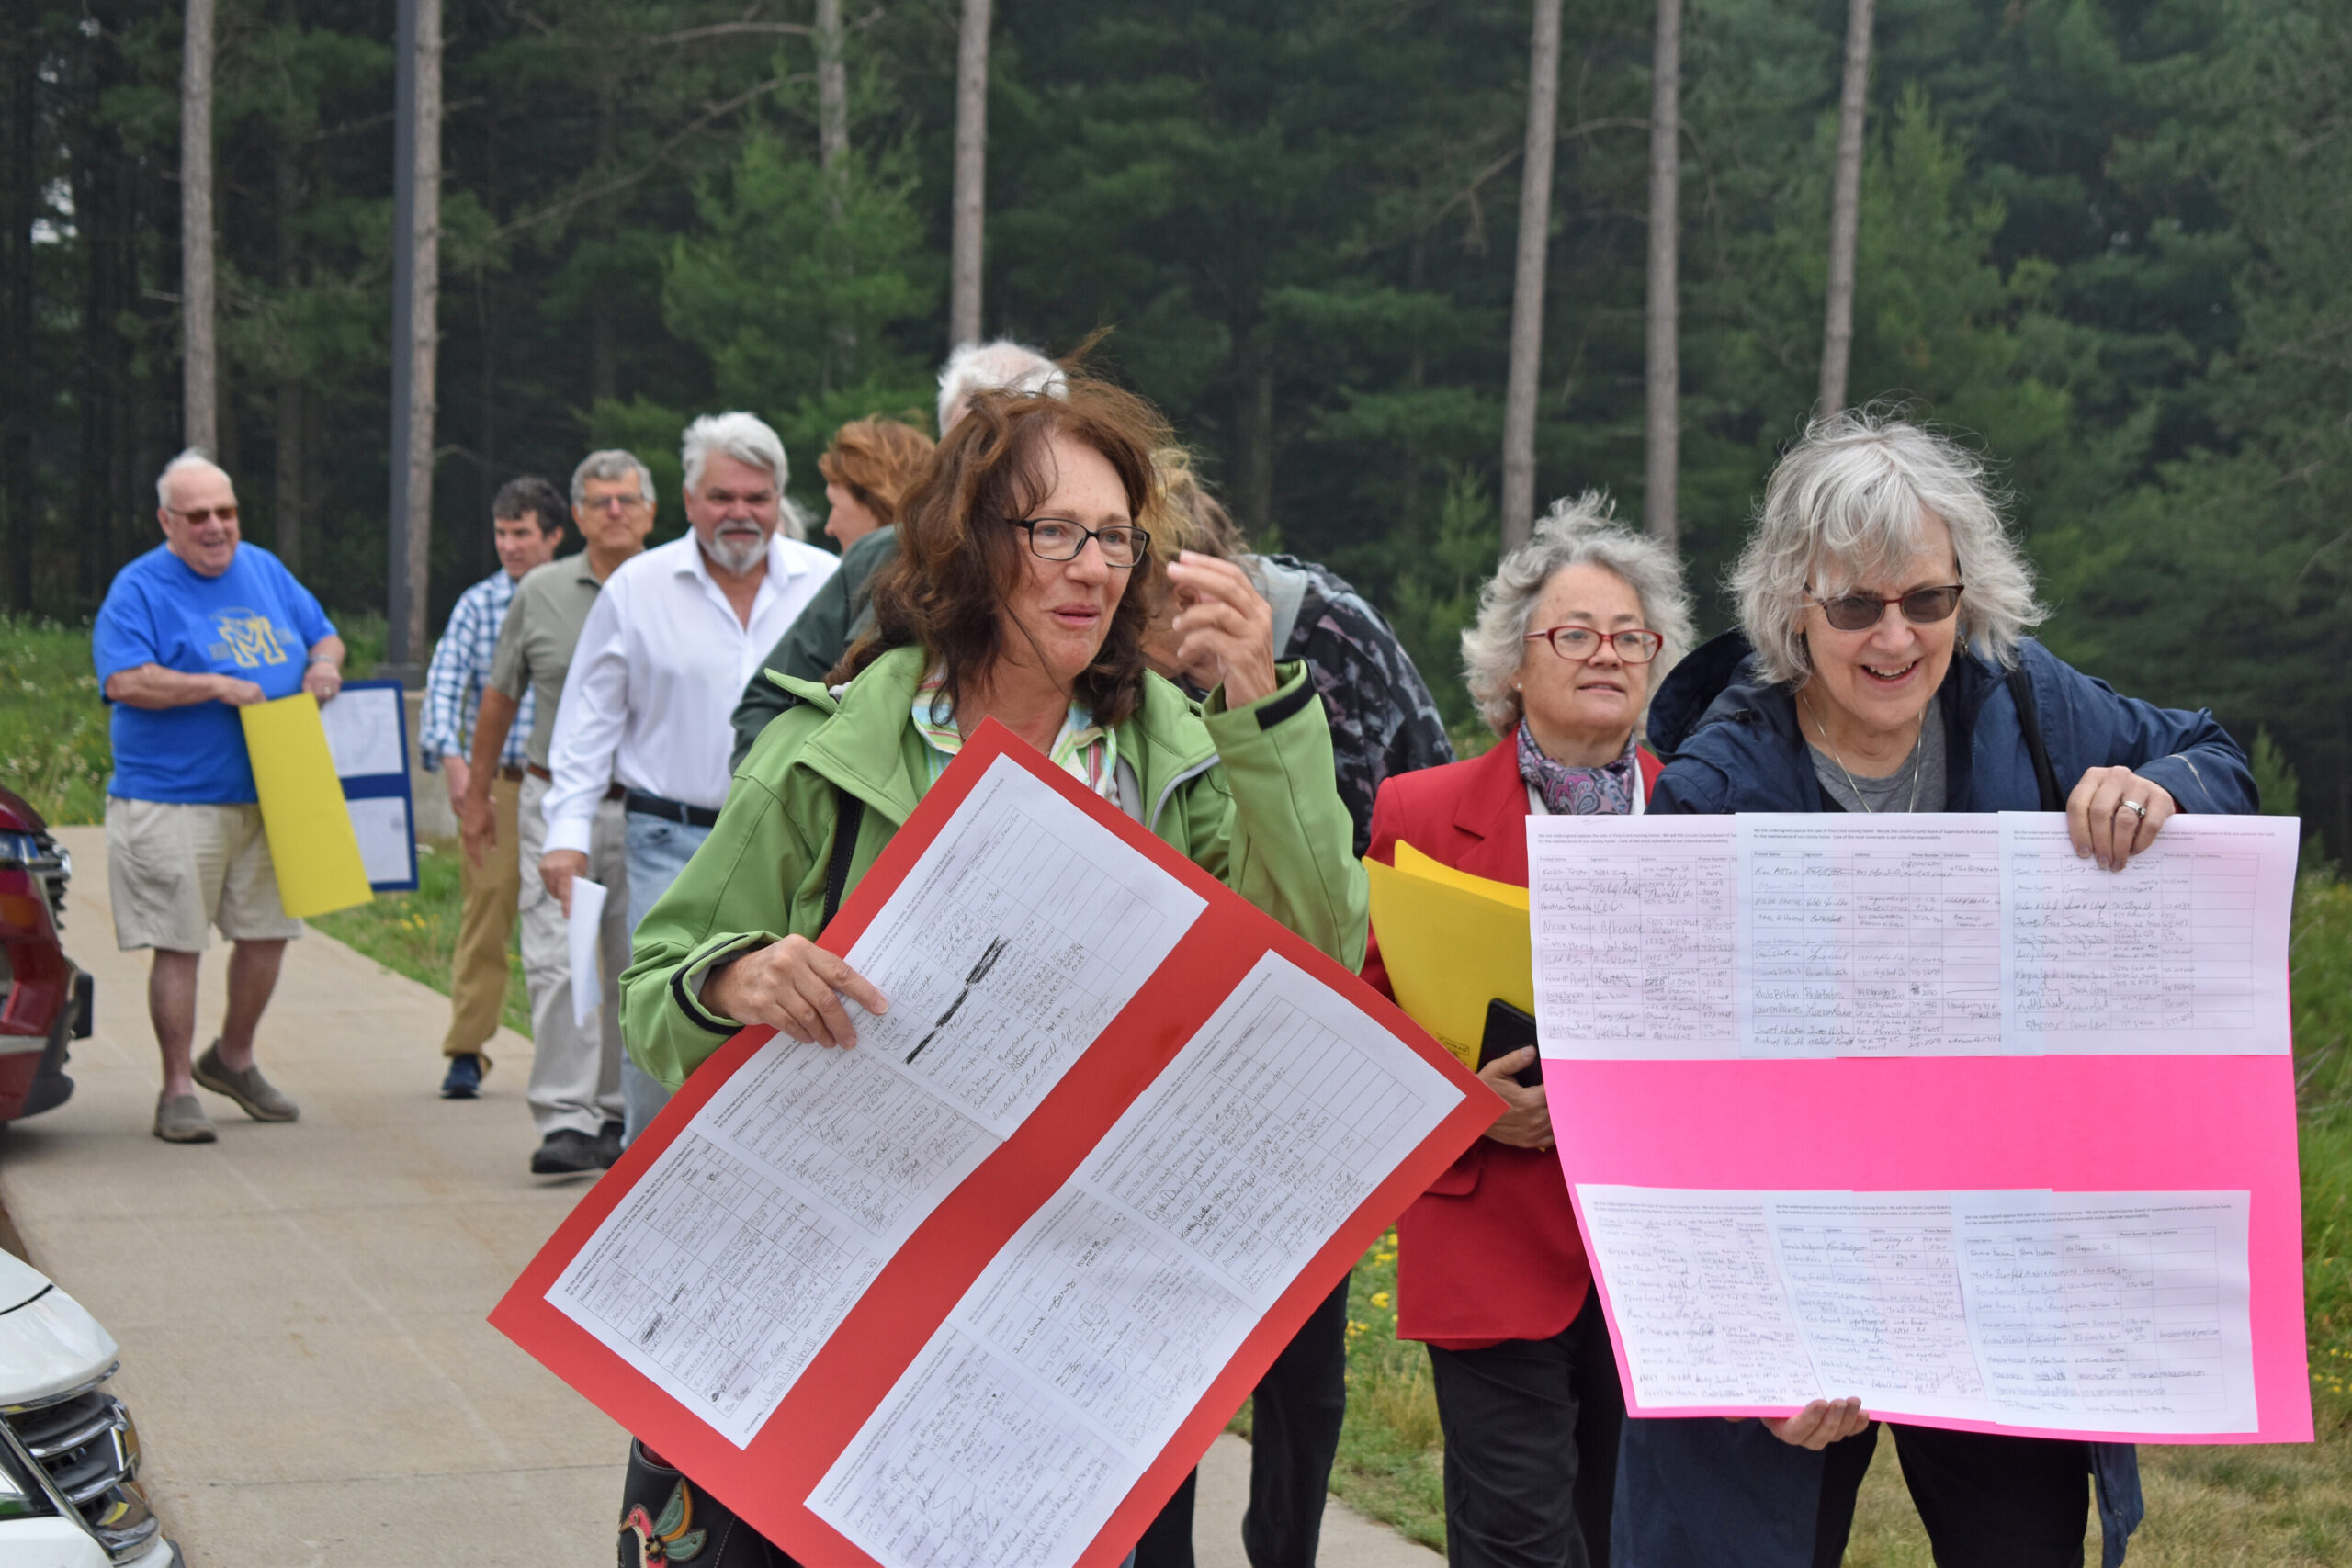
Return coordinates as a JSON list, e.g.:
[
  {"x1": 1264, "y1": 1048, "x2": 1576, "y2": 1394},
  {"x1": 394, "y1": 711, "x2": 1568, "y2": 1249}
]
[
  {"x1": 1634, "y1": 630, "x2": 2251, "y2": 1567},
  {"x1": 1647, "y1": 630, "x2": 2253, "y2": 820}
]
